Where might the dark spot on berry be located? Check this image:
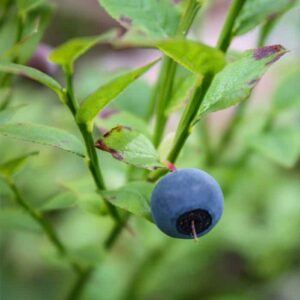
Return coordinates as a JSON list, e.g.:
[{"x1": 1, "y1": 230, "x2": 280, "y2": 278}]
[{"x1": 176, "y1": 209, "x2": 212, "y2": 236}]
